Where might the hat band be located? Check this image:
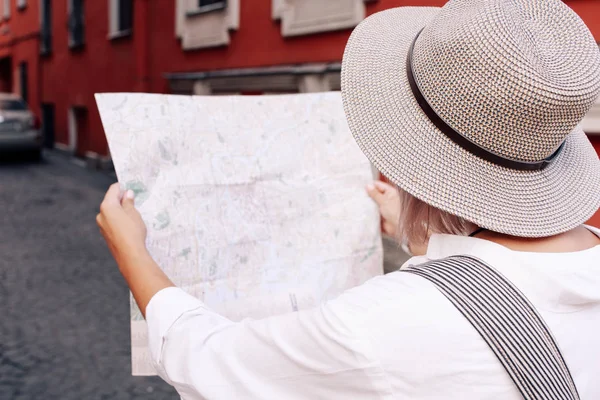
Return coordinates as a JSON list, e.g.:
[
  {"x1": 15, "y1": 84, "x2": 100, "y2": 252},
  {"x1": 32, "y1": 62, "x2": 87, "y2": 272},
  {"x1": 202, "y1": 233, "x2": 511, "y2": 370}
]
[{"x1": 406, "y1": 30, "x2": 563, "y2": 171}]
